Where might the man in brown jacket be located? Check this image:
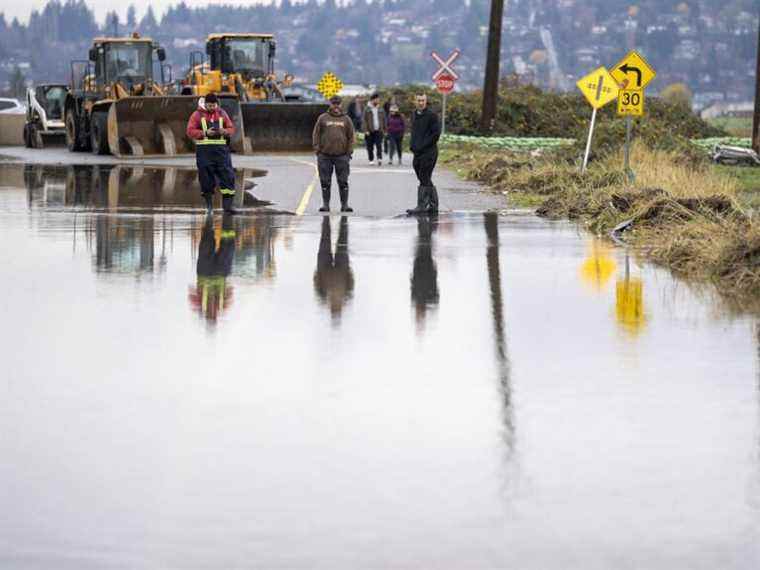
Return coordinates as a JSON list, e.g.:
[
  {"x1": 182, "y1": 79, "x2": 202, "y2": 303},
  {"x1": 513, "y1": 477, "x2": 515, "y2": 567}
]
[{"x1": 313, "y1": 95, "x2": 355, "y2": 212}]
